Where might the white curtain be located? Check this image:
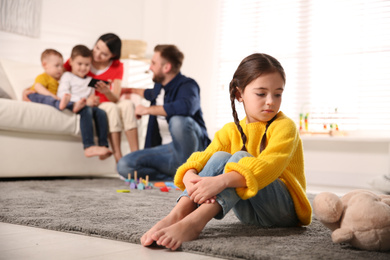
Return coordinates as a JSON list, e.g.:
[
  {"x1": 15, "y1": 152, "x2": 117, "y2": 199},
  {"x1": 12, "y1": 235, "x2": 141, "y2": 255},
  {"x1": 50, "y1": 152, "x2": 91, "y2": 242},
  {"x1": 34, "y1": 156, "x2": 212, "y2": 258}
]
[
  {"x1": 0, "y1": 0, "x2": 41, "y2": 38},
  {"x1": 216, "y1": 0, "x2": 390, "y2": 133}
]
